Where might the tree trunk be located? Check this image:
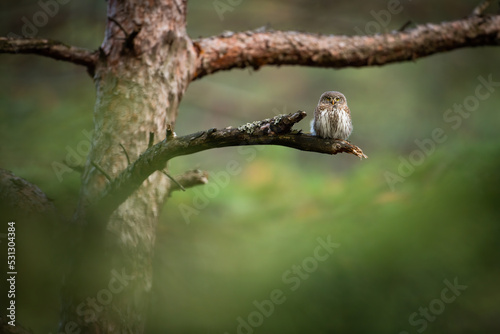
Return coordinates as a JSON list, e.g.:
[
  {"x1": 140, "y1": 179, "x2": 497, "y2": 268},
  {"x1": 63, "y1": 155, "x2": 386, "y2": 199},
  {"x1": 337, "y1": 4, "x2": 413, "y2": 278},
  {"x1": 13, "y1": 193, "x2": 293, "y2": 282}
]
[{"x1": 59, "y1": 1, "x2": 196, "y2": 332}]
